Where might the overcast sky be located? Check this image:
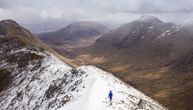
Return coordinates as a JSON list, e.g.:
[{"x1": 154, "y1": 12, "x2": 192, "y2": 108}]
[{"x1": 0, "y1": 0, "x2": 193, "y2": 24}]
